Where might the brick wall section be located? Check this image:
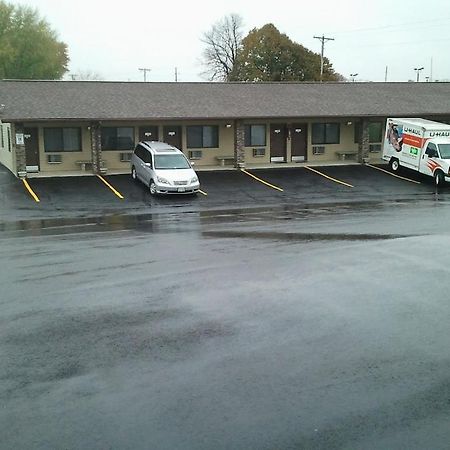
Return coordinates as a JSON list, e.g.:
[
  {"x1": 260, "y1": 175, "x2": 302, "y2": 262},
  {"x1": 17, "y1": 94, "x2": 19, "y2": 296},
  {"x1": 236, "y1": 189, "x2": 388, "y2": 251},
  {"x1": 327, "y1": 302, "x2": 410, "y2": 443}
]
[
  {"x1": 234, "y1": 120, "x2": 245, "y2": 168},
  {"x1": 358, "y1": 119, "x2": 370, "y2": 163},
  {"x1": 12, "y1": 122, "x2": 26, "y2": 175},
  {"x1": 90, "y1": 122, "x2": 102, "y2": 174}
]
